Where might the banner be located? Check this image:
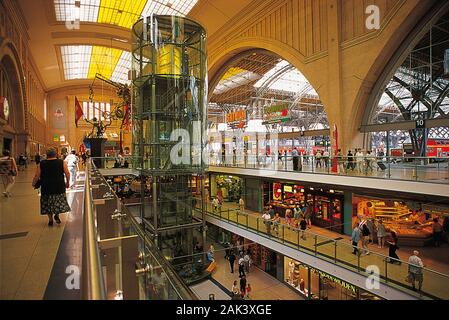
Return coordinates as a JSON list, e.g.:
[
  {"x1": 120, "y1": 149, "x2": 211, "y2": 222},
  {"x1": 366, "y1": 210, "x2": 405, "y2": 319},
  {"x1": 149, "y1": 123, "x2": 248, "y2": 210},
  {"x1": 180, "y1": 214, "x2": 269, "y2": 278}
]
[
  {"x1": 262, "y1": 103, "x2": 290, "y2": 125},
  {"x1": 75, "y1": 96, "x2": 84, "y2": 127}
]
